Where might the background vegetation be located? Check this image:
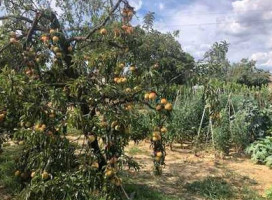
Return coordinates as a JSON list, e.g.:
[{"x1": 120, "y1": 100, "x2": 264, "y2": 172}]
[{"x1": 0, "y1": 0, "x2": 271, "y2": 200}]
